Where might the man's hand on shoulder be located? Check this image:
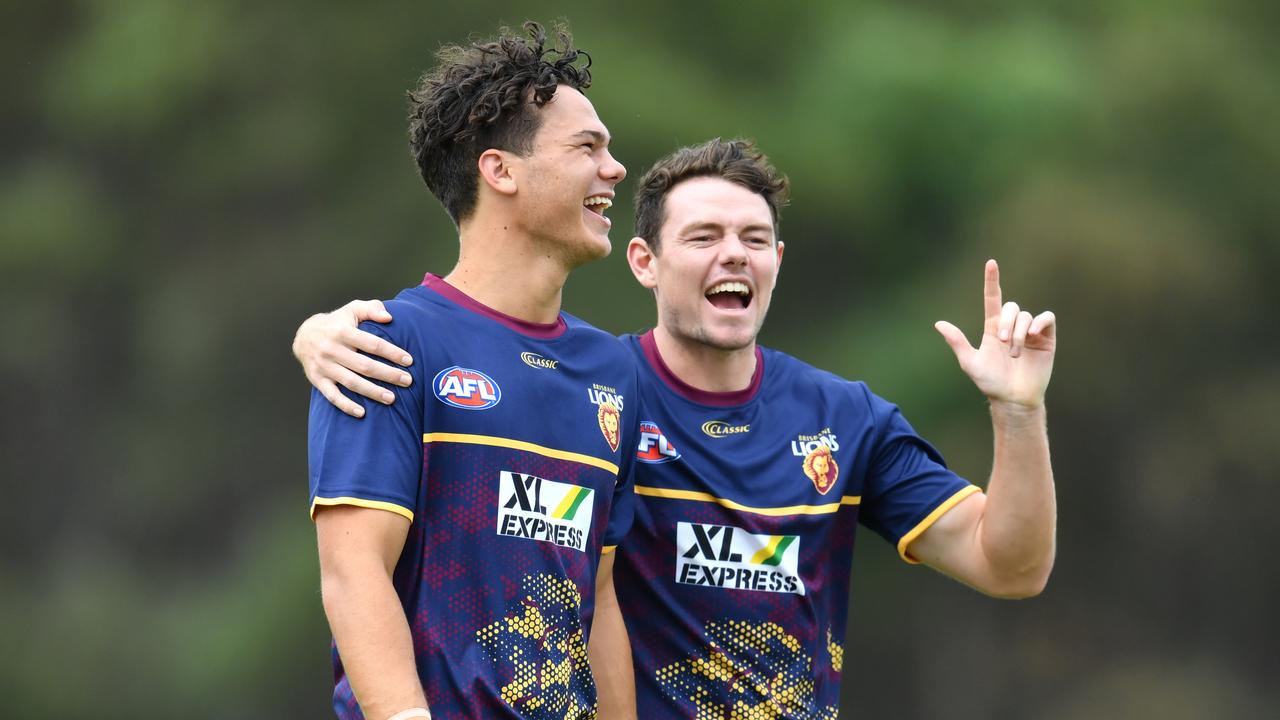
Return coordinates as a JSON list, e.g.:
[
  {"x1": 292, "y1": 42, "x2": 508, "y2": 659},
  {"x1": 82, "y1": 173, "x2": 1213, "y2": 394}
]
[
  {"x1": 293, "y1": 299, "x2": 414, "y2": 418},
  {"x1": 933, "y1": 259, "x2": 1057, "y2": 412}
]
